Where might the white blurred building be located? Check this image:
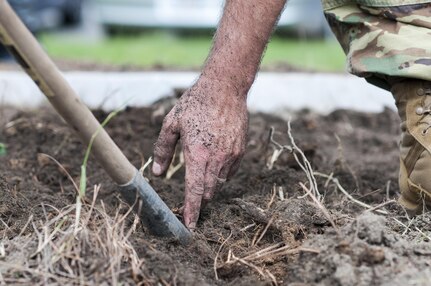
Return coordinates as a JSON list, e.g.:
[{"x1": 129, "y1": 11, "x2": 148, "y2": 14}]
[{"x1": 94, "y1": 0, "x2": 329, "y2": 36}]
